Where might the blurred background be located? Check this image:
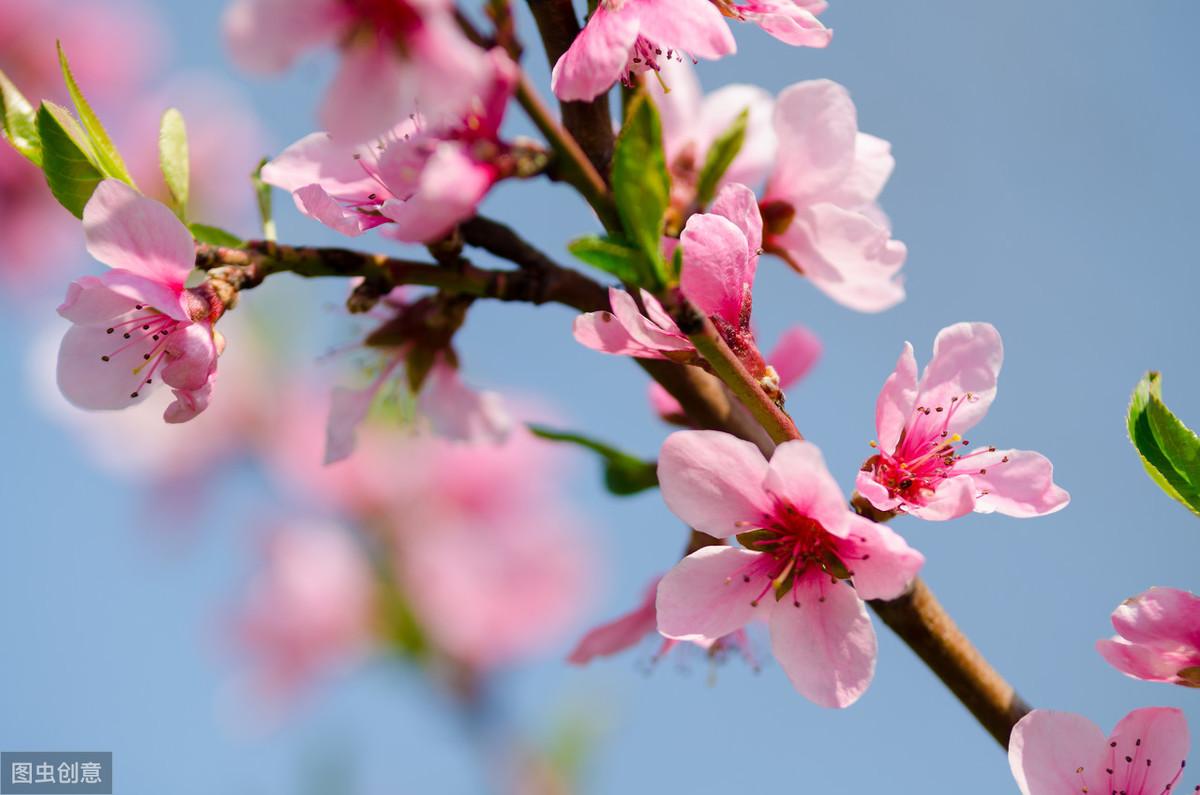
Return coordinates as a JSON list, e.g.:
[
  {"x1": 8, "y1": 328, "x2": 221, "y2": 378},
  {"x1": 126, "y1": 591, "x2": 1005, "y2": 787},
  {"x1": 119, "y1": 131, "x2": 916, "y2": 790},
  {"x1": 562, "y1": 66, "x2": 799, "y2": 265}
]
[{"x1": 2, "y1": 1, "x2": 1200, "y2": 792}]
